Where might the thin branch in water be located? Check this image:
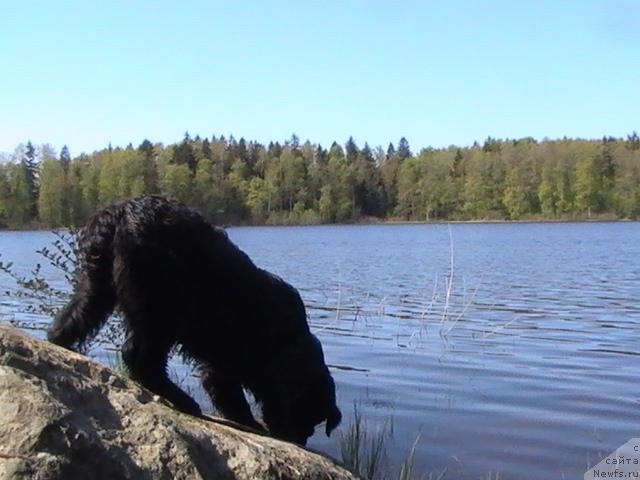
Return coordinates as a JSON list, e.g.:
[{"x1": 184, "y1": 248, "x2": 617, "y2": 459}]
[
  {"x1": 440, "y1": 224, "x2": 455, "y2": 325},
  {"x1": 419, "y1": 273, "x2": 439, "y2": 334},
  {"x1": 481, "y1": 315, "x2": 520, "y2": 339},
  {"x1": 336, "y1": 281, "x2": 342, "y2": 323}
]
